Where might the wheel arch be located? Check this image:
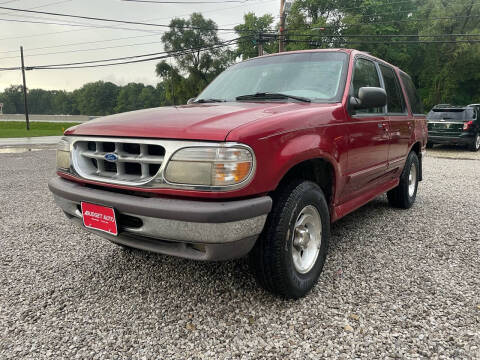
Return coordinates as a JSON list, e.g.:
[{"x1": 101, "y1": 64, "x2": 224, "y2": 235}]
[{"x1": 273, "y1": 157, "x2": 337, "y2": 212}]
